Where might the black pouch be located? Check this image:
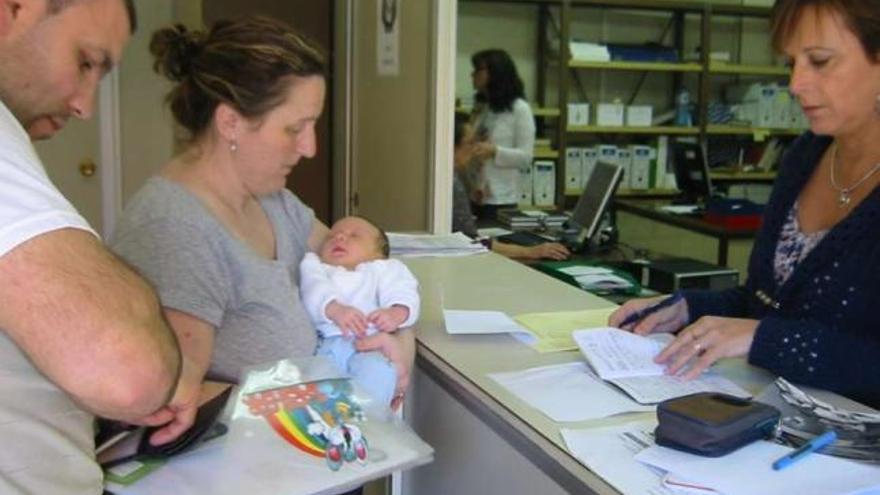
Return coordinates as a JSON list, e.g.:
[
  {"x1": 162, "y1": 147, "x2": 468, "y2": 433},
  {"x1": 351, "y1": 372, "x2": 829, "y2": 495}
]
[{"x1": 655, "y1": 392, "x2": 780, "y2": 457}]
